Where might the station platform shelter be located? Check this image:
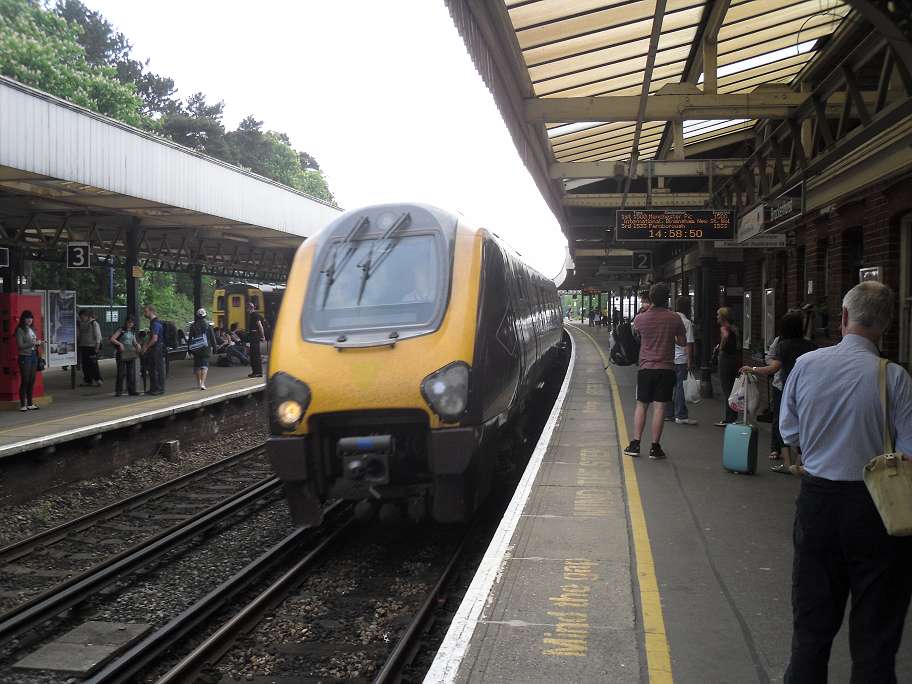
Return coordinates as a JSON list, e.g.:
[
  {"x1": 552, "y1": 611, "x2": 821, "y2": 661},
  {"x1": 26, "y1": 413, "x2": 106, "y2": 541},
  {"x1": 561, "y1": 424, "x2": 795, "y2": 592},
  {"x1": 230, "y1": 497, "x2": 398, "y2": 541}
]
[
  {"x1": 427, "y1": 326, "x2": 912, "y2": 683},
  {"x1": 0, "y1": 74, "x2": 340, "y2": 409}
]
